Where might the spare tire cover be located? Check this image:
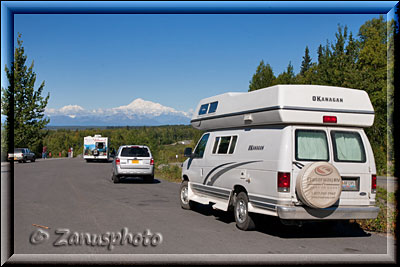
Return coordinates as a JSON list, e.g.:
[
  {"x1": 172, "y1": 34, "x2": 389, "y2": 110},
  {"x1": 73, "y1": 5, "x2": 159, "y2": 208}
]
[{"x1": 296, "y1": 162, "x2": 342, "y2": 209}]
